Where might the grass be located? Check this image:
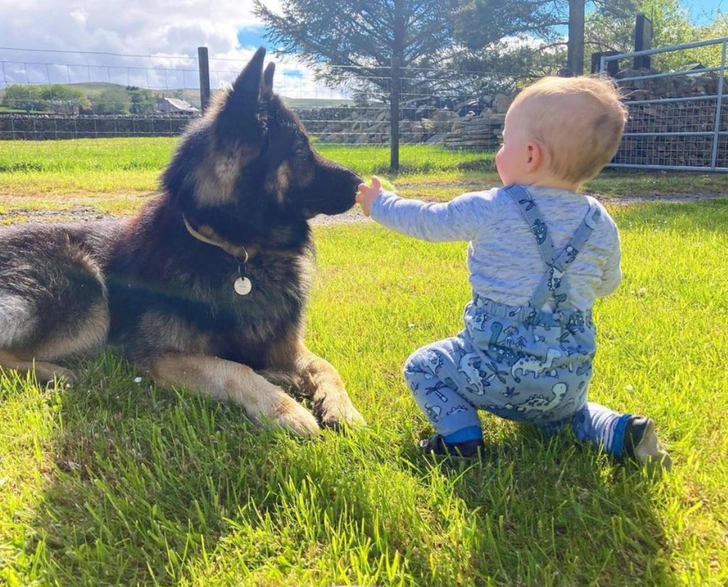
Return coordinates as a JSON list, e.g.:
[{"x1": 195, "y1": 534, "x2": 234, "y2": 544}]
[
  {"x1": 1, "y1": 198, "x2": 727, "y2": 585},
  {"x1": 2, "y1": 139, "x2": 728, "y2": 210},
  {"x1": 0, "y1": 138, "x2": 727, "y2": 585}
]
